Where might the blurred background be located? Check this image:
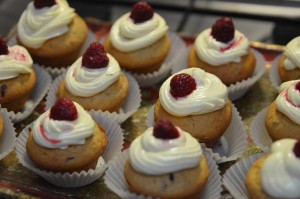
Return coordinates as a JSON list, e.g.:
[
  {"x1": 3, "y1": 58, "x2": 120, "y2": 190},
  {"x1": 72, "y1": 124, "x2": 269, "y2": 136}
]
[{"x1": 1, "y1": 0, "x2": 299, "y2": 45}]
